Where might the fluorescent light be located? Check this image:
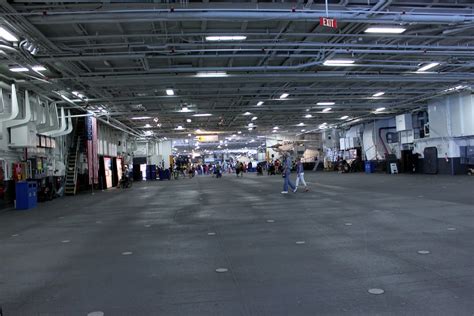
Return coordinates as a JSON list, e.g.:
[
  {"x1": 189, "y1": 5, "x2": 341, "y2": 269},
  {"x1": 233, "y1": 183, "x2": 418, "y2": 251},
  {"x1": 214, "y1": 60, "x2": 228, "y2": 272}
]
[
  {"x1": 32, "y1": 65, "x2": 47, "y2": 71},
  {"x1": 9, "y1": 66, "x2": 28, "y2": 72},
  {"x1": 206, "y1": 35, "x2": 247, "y2": 41},
  {"x1": 144, "y1": 124, "x2": 152, "y2": 128},
  {"x1": 248, "y1": 128, "x2": 253, "y2": 131},
  {"x1": 251, "y1": 116, "x2": 258, "y2": 121},
  {"x1": 373, "y1": 91, "x2": 385, "y2": 97},
  {"x1": 144, "y1": 131, "x2": 153, "y2": 136},
  {"x1": 237, "y1": 131, "x2": 242, "y2": 134},
  {"x1": 301, "y1": 129, "x2": 306, "y2": 132},
  {"x1": 257, "y1": 101, "x2": 264, "y2": 106},
  {"x1": 195, "y1": 129, "x2": 202, "y2": 133},
  {"x1": 248, "y1": 123, "x2": 254, "y2": 127},
  {"x1": 417, "y1": 62, "x2": 440, "y2": 72},
  {"x1": 365, "y1": 26, "x2": 406, "y2": 34},
  {"x1": 317, "y1": 102, "x2": 335, "y2": 106},
  {"x1": 166, "y1": 89, "x2": 175, "y2": 96},
  {"x1": 305, "y1": 114, "x2": 313, "y2": 118},
  {"x1": 186, "y1": 118, "x2": 192, "y2": 123},
  {"x1": 279, "y1": 93, "x2": 289, "y2": 99},
  {"x1": 0, "y1": 27, "x2": 18, "y2": 42},
  {"x1": 297, "y1": 122, "x2": 305, "y2": 127},
  {"x1": 195, "y1": 71, "x2": 228, "y2": 78},
  {"x1": 176, "y1": 125, "x2": 184, "y2": 130},
  {"x1": 323, "y1": 59, "x2": 355, "y2": 66},
  {"x1": 180, "y1": 106, "x2": 191, "y2": 113},
  {"x1": 132, "y1": 116, "x2": 151, "y2": 120},
  {"x1": 188, "y1": 133, "x2": 192, "y2": 137},
  {"x1": 322, "y1": 107, "x2": 332, "y2": 112},
  {"x1": 243, "y1": 112, "x2": 252, "y2": 116},
  {"x1": 273, "y1": 126, "x2": 279, "y2": 130},
  {"x1": 193, "y1": 113, "x2": 213, "y2": 117},
  {"x1": 375, "y1": 107, "x2": 386, "y2": 112},
  {"x1": 340, "y1": 115, "x2": 349, "y2": 120}
]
